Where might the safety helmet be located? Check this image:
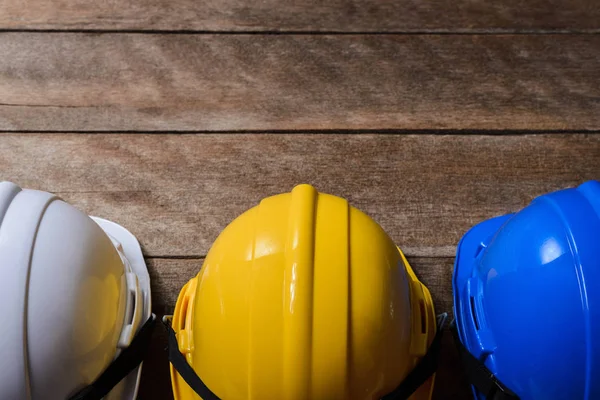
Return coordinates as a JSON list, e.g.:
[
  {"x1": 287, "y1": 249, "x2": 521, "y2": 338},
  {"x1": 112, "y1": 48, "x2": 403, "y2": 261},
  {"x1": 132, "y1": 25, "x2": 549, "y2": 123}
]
[
  {"x1": 0, "y1": 181, "x2": 155, "y2": 400},
  {"x1": 452, "y1": 180, "x2": 600, "y2": 400},
  {"x1": 165, "y1": 184, "x2": 445, "y2": 400}
]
